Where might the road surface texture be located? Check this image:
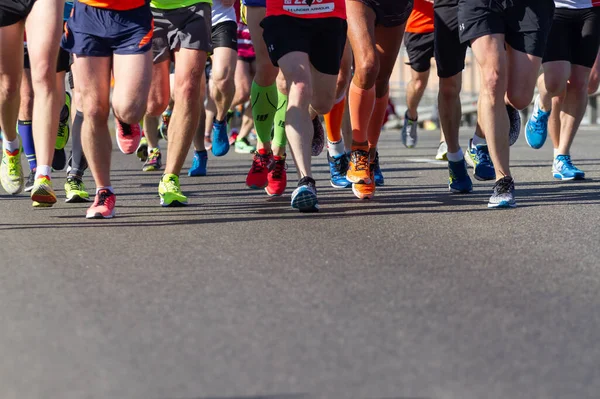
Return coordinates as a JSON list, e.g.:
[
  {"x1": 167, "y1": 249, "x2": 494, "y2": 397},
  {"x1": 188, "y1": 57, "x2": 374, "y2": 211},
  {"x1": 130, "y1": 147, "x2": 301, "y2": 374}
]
[{"x1": 2, "y1": 127, "x2": 600, "y2": 399}]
